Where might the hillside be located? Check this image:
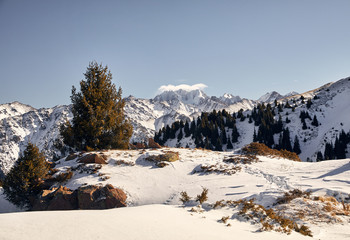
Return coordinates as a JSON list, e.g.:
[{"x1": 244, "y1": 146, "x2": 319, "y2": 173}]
[
  {"x1": 0, "y1": 77, "x2": 350, "y2": 175},
  {"x1": 159, "y1": 77, "x2": 350, "y2": 161},
  {"x1": 0, "y1": 147, "x2": 349, "y2": 239}
]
